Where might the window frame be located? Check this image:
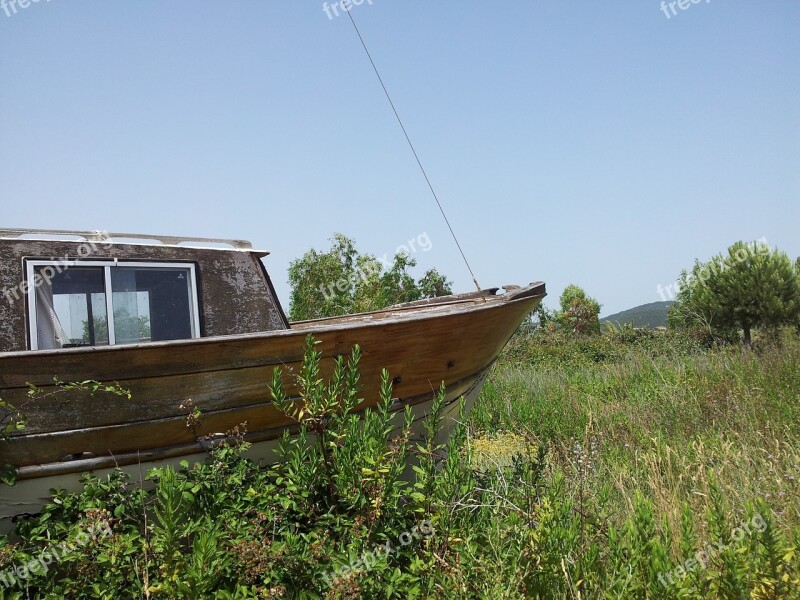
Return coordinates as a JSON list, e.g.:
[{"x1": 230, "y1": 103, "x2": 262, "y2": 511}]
[{"x1": 25, "y1": 260, "x2": 201, "y2": 350}]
